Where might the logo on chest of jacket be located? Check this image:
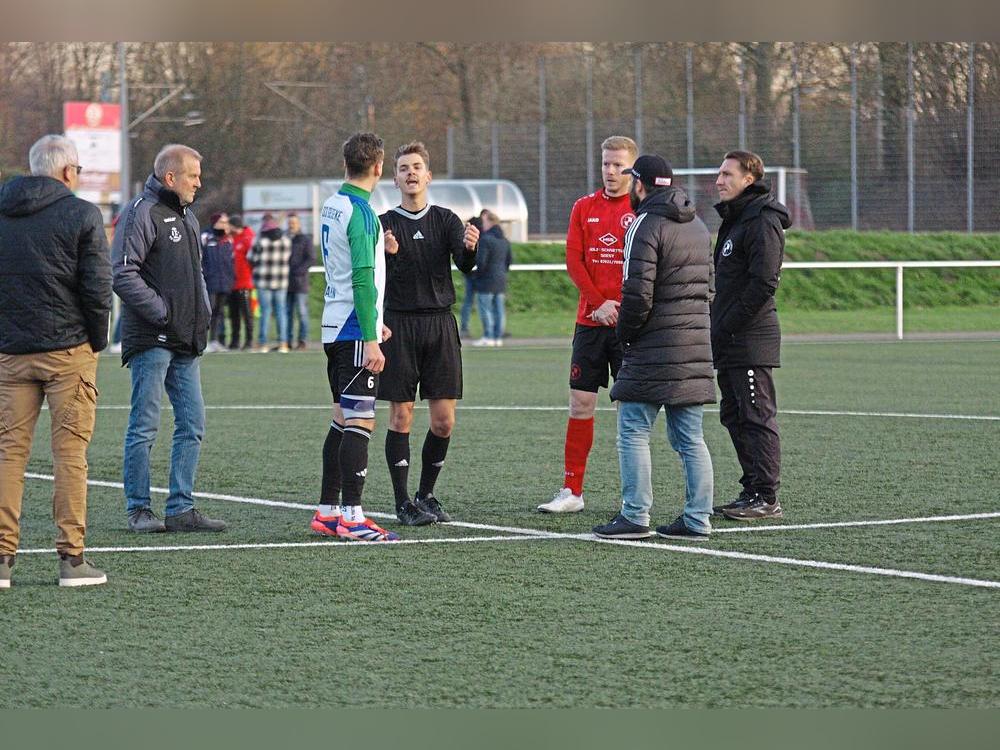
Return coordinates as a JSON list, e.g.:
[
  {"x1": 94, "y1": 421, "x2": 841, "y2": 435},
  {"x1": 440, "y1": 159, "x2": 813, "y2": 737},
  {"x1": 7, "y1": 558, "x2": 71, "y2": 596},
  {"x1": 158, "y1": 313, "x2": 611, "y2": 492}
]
[
  {"x1": 169, "y1": 226, "x2": 182, "y2": 243},
  {"x1": 621, "y1": 213, "x2": 636, "y2": 229},
  {"x1": 599, "y1": 233, "x2": 618, "y2": 246},
  {"x1": 721, "y1": 239, "x2": 734, "y2": 257}
]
